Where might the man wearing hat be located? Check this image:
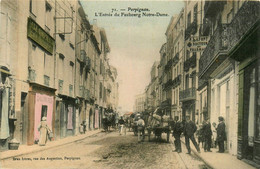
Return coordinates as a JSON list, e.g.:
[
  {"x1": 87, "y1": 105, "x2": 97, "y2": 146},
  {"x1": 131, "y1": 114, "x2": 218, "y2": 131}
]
[
  {"x1": 216, "y1": 116, "x2": 226, "y2": 153},
  {"x1": 202, "y1": 117, "x2": 212, "y2": 152},
  {"x1": 184, "y1": 115, "x2": 200, "y2": 154},
  {"x1": 172, "y1": 116, "x2": 183, "y2": 153}
]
